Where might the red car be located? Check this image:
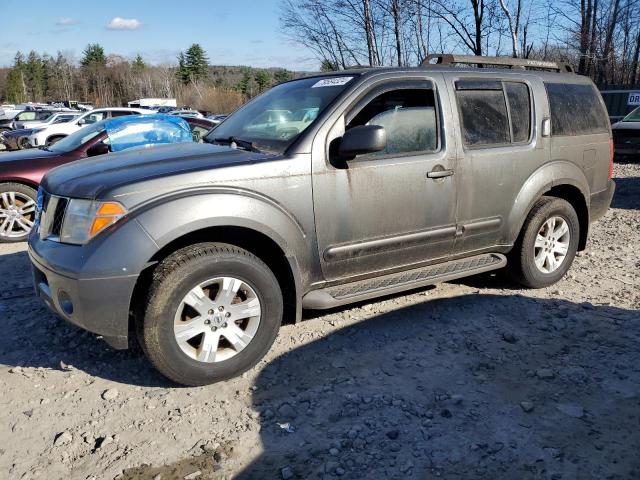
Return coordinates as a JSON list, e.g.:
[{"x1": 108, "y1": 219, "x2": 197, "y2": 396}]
[{"x1": 0, "y1": 115, "x2": 215, "y2": 242}]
